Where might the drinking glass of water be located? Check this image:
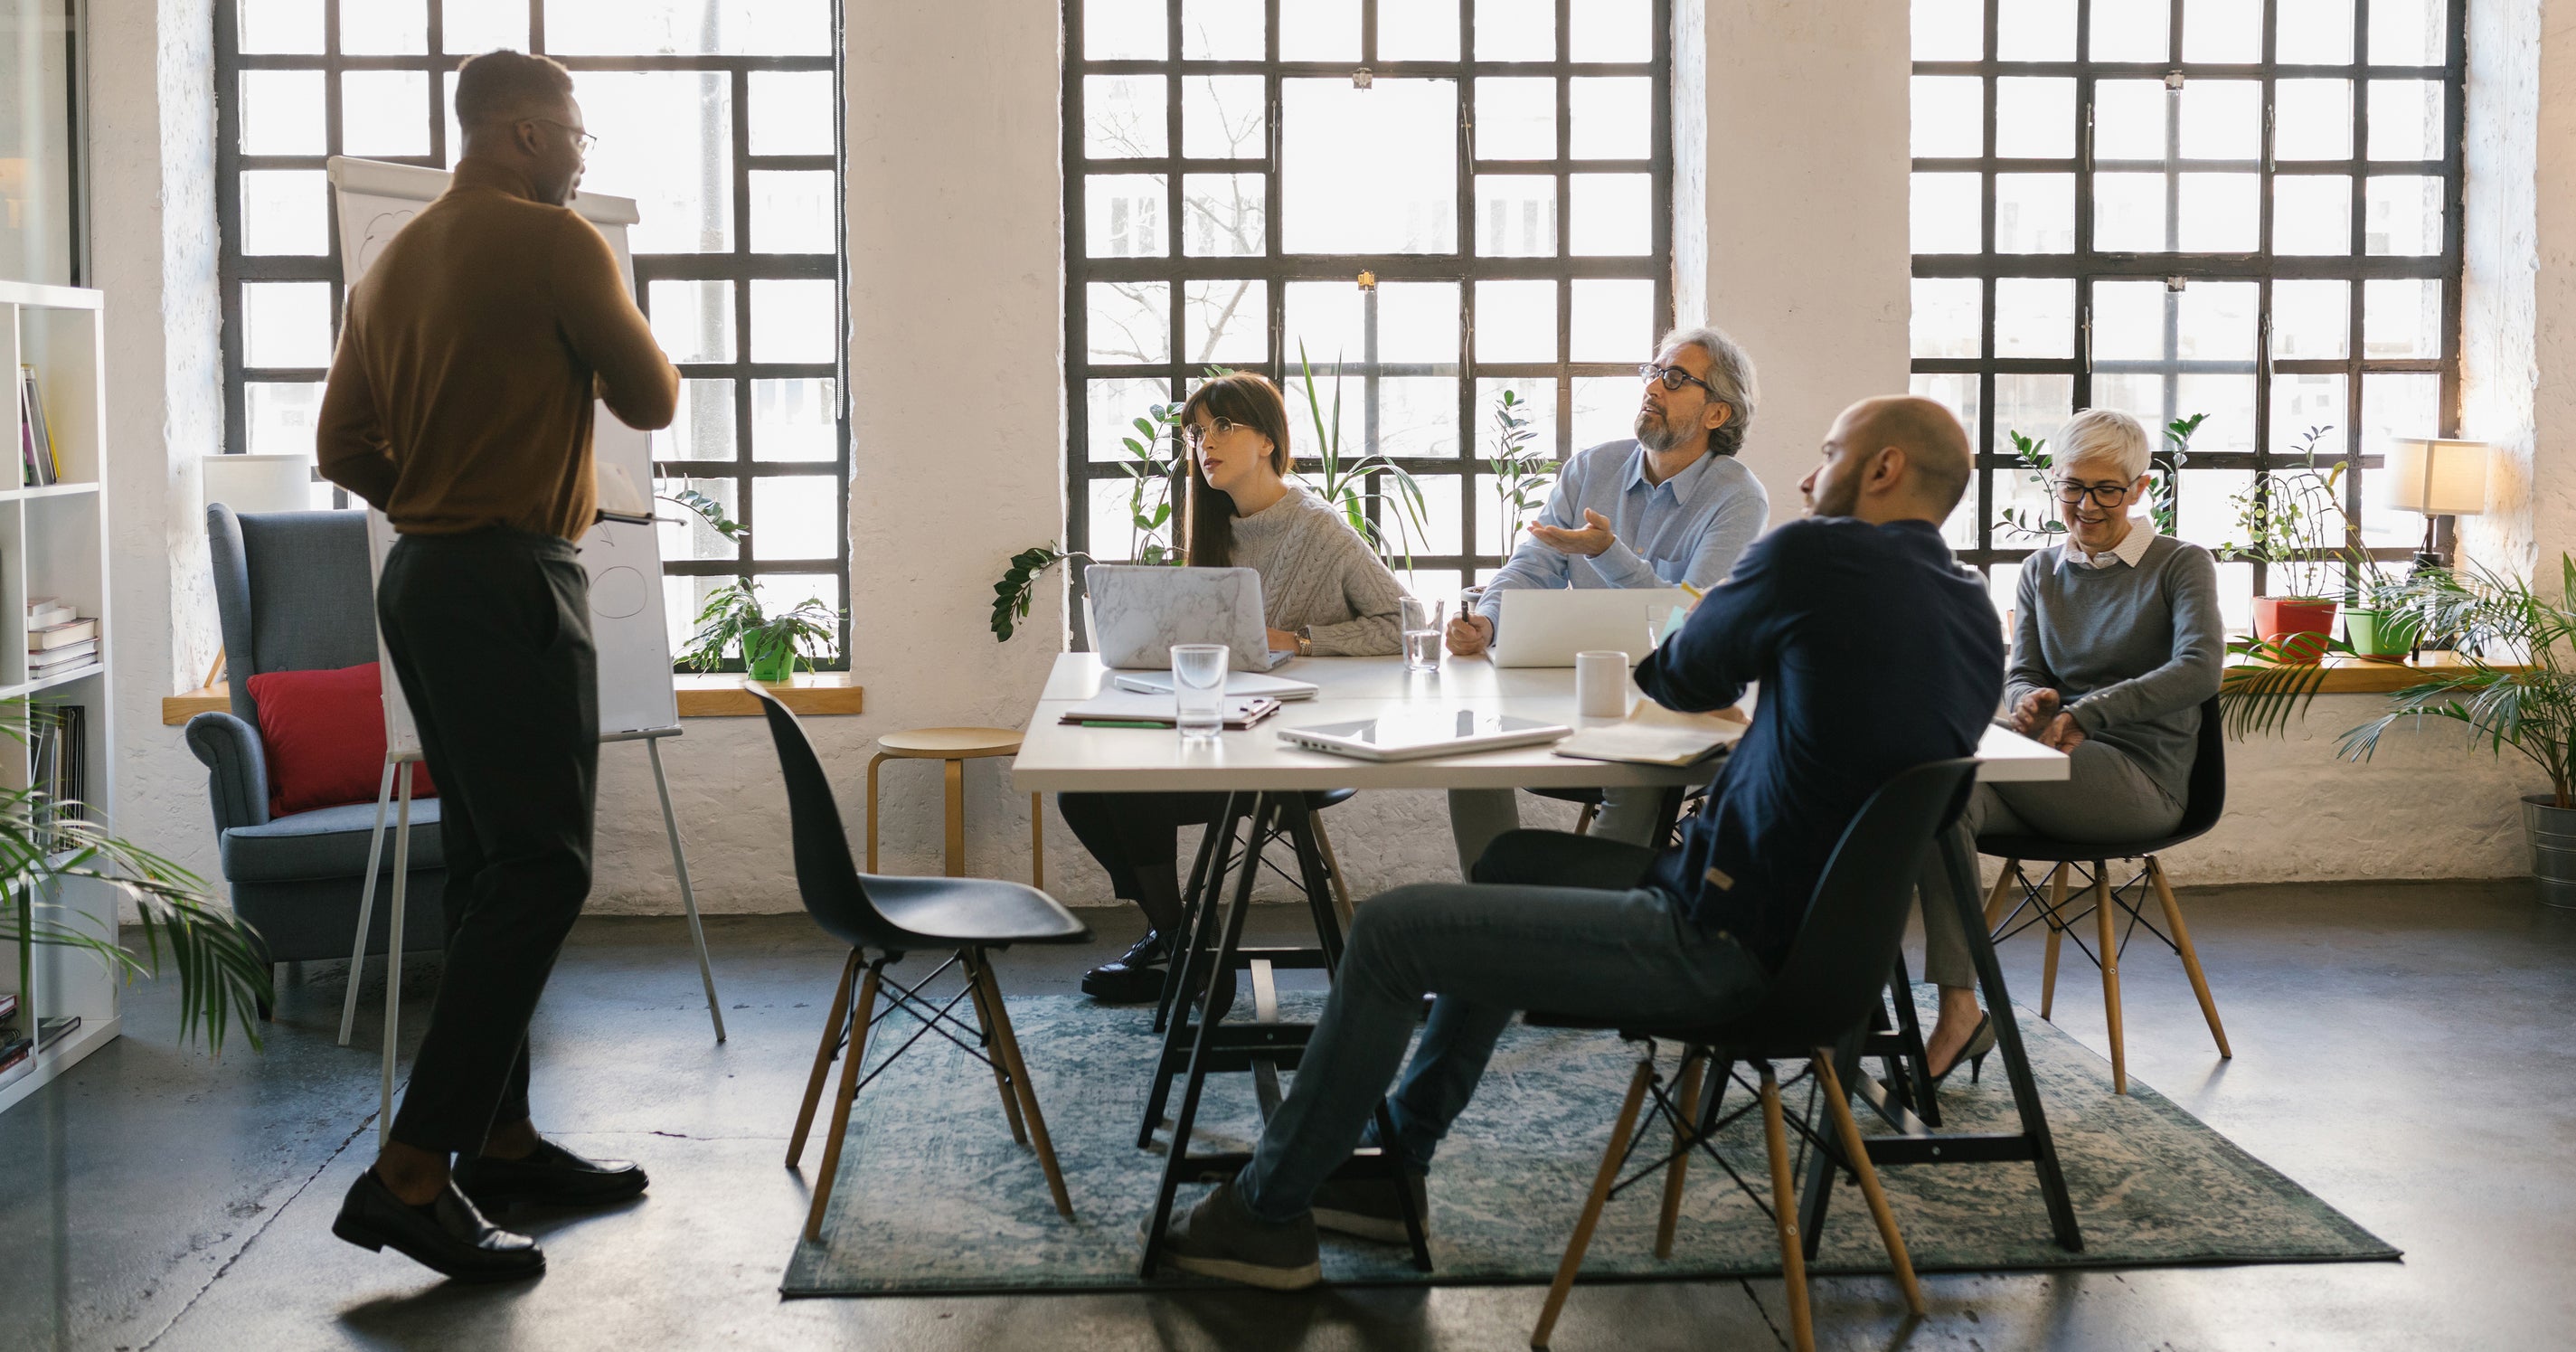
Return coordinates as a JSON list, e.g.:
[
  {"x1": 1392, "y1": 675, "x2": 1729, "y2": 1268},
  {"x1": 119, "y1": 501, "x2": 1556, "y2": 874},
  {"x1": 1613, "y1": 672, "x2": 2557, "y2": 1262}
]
[
  {"x1": 1170, "y1": 644, "x2": 1229, "y2": 740},
  {"x1": 1401, "y1": 596, "x2": 1444, "y2": 672}
]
